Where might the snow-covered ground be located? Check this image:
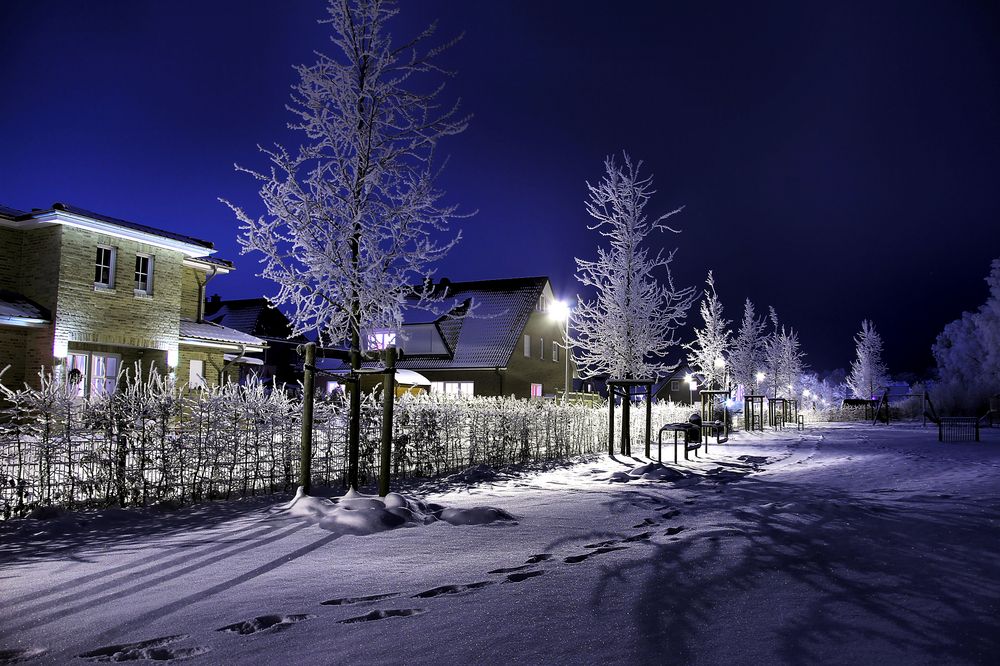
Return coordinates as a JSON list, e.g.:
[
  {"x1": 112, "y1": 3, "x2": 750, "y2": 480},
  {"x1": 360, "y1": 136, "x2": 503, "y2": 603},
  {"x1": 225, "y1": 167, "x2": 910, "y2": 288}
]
[{"x1": 2, "y1": 423, "x2": 998, "y2": 665}]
